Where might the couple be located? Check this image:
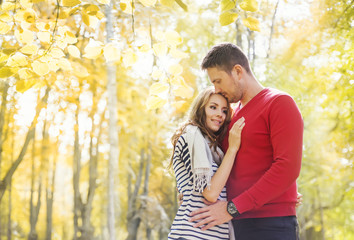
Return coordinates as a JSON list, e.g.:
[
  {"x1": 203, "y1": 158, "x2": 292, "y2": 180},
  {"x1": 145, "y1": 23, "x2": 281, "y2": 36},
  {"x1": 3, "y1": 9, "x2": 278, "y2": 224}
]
[{"x1": 168, "y1": 43, "x2": 303, "y2": 240}]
